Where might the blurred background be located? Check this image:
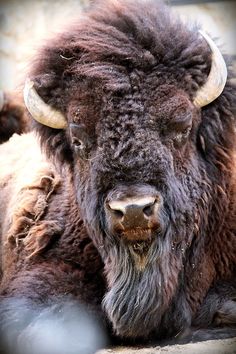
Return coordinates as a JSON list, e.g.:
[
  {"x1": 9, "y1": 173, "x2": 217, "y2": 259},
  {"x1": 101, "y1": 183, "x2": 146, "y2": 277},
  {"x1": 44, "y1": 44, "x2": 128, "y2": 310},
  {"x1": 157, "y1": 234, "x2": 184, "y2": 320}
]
[{"x1": 0, "y1": 0, "x2": 235, "y2": 90}]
